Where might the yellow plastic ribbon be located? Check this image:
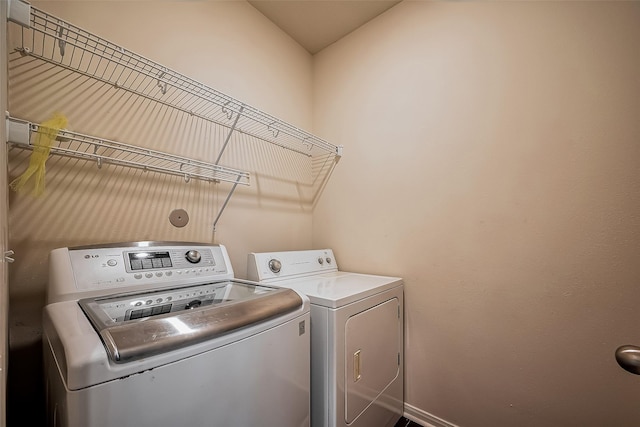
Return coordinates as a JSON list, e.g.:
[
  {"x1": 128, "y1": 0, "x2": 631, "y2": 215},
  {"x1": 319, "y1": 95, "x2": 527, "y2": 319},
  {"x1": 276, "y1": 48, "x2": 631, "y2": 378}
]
[{"x1": 10, "y1": 113, "x2": 68, "y2": 197}]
